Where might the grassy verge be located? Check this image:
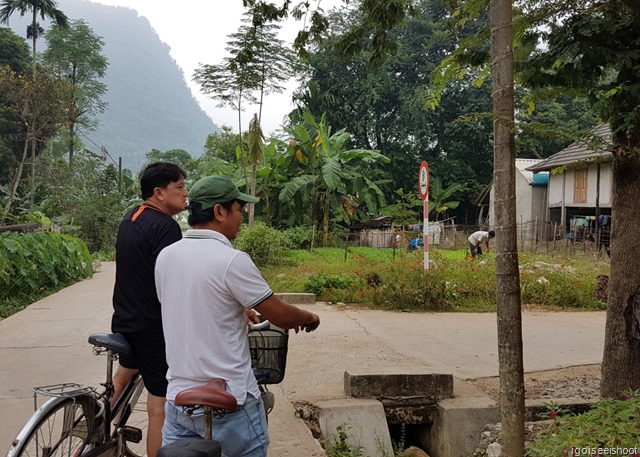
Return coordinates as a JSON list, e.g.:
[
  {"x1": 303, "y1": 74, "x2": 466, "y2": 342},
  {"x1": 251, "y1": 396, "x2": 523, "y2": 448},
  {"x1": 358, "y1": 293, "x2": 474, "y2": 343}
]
[{"x1": 261, "y1": 247, "x2": 609, "y2": 312}]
